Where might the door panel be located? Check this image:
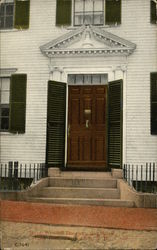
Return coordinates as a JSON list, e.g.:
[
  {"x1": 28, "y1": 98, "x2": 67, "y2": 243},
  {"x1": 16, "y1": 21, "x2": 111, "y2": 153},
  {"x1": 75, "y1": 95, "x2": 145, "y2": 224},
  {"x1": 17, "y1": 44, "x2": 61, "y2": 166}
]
[{"x1": 67, "y1": 85, "x2": 107, "y2": 167}]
